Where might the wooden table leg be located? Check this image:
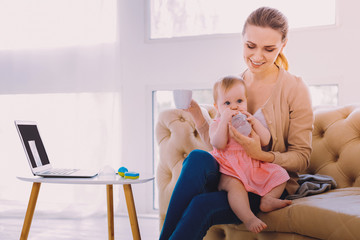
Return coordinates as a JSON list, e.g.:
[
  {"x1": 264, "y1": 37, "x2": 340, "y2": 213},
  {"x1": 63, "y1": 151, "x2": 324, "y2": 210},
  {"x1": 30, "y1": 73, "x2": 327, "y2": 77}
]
[
  {"x1": 106, "y1": 184, "x2": 115, "y2": 240},
  {"x1": 123, "y1": 184, "x2": 141, "y2": 240},
  {"x1": 20, "y1": 182, "x2": 41, "y2": 240}
]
